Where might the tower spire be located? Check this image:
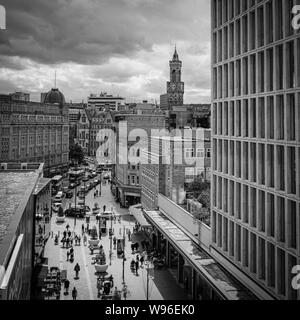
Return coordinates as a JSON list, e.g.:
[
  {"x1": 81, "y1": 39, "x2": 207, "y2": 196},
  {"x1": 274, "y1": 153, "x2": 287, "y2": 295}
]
[
  {"x1": 54, "y1": 70, "x2": 57, "y2": 89},
  {"x1": 173, "y1": 44, "x2": 179, "y2": 61}
]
